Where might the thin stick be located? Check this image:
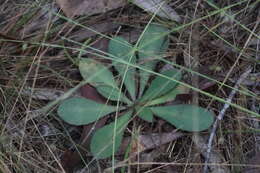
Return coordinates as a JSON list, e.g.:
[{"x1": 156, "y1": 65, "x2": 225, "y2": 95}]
[{"x1": 203, "y1": 67, "x2": 252, "y2": 173}]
